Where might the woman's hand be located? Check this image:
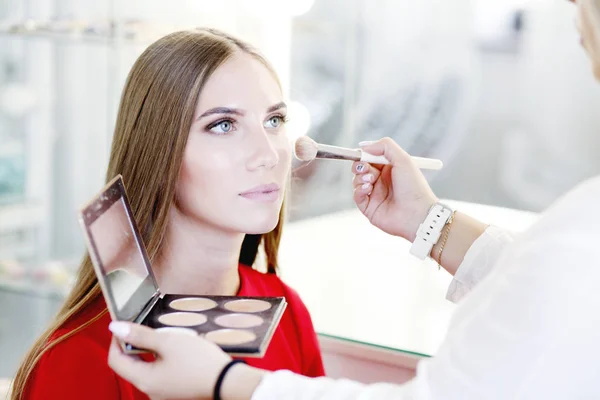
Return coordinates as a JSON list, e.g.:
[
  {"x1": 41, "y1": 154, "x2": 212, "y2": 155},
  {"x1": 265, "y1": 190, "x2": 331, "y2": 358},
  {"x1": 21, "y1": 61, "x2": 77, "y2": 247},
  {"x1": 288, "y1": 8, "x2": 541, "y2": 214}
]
[
  {"x1": 352, "y1": 137, "x2": 439, "y2": 242},
  {"x1": 108, "y1": 321, "x2": 232, "y2": 400}
]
